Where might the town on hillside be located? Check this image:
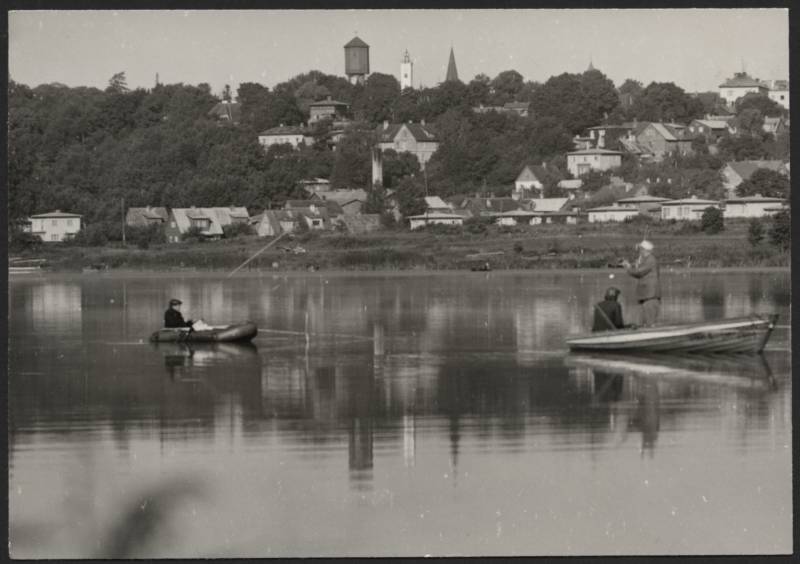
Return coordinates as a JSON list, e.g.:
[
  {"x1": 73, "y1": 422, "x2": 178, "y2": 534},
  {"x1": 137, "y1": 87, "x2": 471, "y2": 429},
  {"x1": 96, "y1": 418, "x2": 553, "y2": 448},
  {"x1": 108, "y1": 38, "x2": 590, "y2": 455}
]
[{"x1": 10, "y1": 36, "x2": 790, "y2": 247}]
